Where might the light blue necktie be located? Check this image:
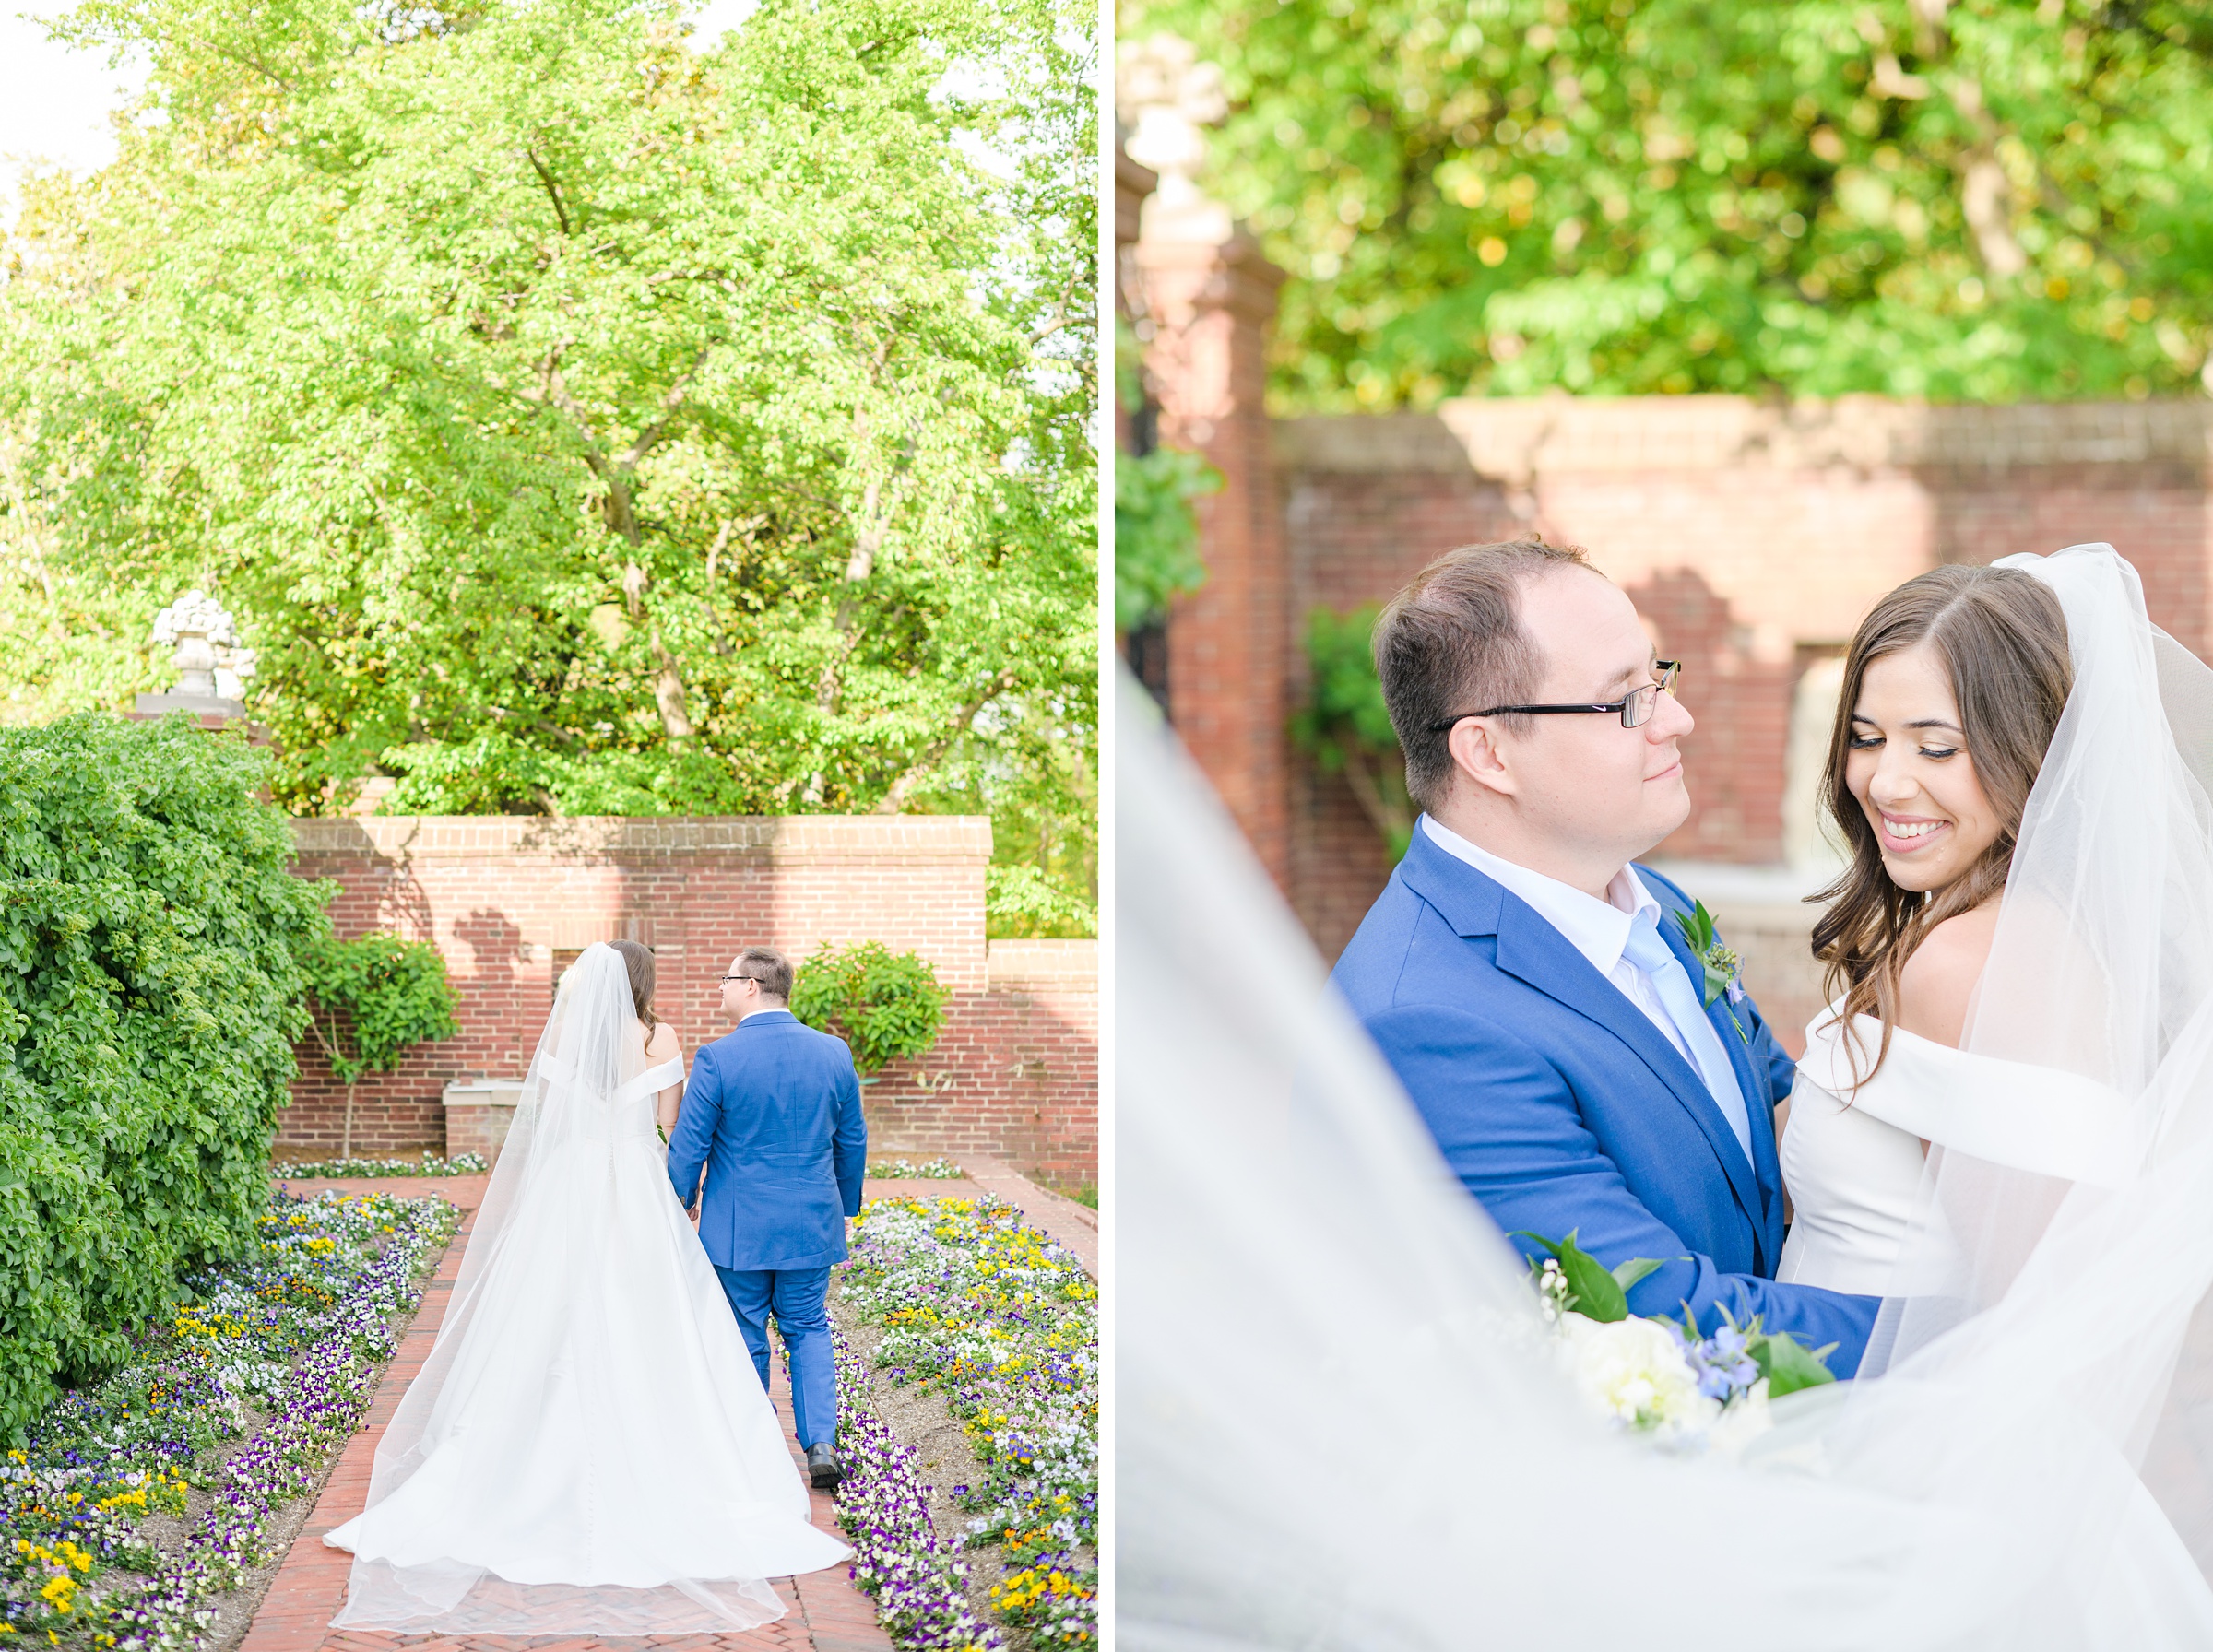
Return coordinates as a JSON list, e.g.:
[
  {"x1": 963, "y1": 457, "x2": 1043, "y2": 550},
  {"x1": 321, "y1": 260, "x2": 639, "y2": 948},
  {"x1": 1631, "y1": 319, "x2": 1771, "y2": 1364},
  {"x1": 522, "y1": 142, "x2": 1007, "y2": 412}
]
[{"x1": 1620, "y1": 912, "x2": 1754, "y2": 1162}]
